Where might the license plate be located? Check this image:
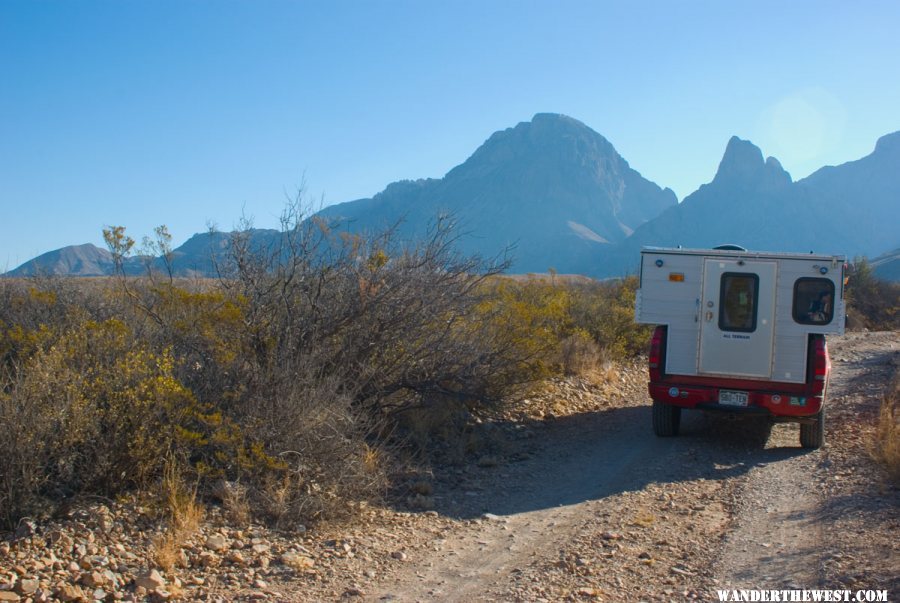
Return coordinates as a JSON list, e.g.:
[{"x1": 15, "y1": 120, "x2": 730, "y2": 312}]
[{"x1": 719, "y1": 390, "x2": 749, "y2": 406}]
